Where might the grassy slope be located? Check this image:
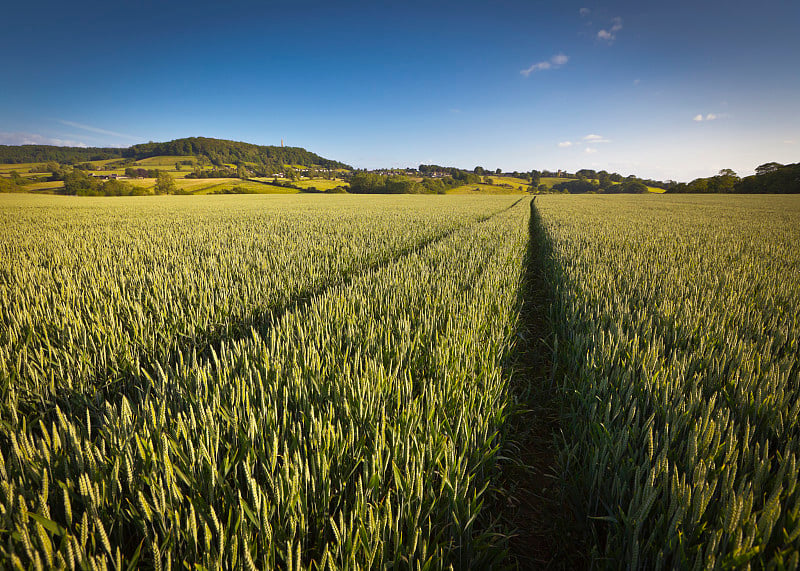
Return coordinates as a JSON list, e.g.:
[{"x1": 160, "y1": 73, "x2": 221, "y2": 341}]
[
  {"x1": 291, "y1": 179, "x2": 347, "y2": 190},
  {"x1": 448, "y1": 182, "x2": 527, "y2": 195}
]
